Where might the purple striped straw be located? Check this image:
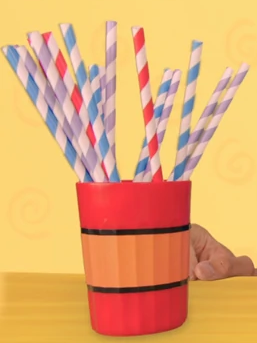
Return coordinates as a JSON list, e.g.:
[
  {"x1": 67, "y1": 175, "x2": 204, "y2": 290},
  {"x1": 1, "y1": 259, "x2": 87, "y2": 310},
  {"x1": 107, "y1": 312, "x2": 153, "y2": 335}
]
[
  {"x1": 3, "y1": 45, "x2": 89, "y2": 182},
  {"x1": 105, "y1": 21, "x2": 117, "y2": 157},
  {"x1": 16, "y1": 46, "x2": 85, "y2": 163},
  {"x1": 187, "y1": 67, "x2": 233, "y2": 157},
  {"x1": 168, "y1": 67, "x2": 233, "y2": 181},
  {"x1": 42, "y1": 33, "x2": 104, "y2": 168},
  {"x1": 183, "y1": 63, "x2": 249, "y2": 180},
  {"x1": 28, "y1": 31, "x2": 106, "y2": 182},
  {"x1": 59, "y1": 23, "x2": 120, "y2": 182},
  {"x1": 143, "y1": 70, "x2": 182, "y2": 182}
]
